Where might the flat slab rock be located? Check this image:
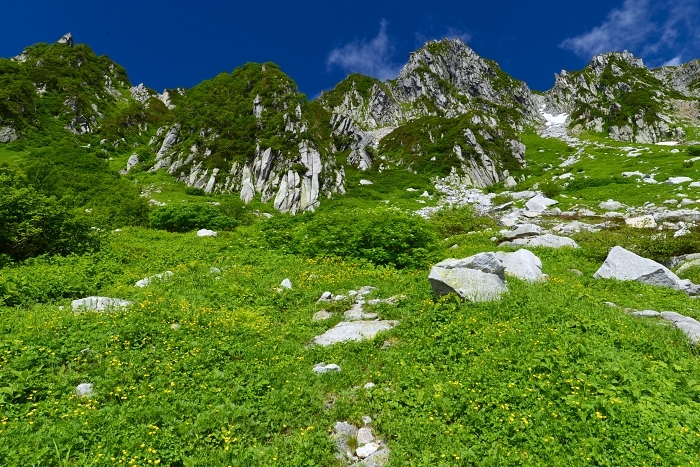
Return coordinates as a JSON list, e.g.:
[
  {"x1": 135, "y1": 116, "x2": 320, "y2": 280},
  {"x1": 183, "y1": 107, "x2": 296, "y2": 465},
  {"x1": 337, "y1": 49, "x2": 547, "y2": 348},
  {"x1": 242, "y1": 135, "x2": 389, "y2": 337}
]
[
  {"x1": 72, "y1": 297, "x2": 132, "y2": 313},
  {"x1": 312, "y1": 320, "x2": 398, "y2": 347},
  {"x1": 500, "y1": 234, "x2": 579, "y2": 249}
]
